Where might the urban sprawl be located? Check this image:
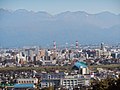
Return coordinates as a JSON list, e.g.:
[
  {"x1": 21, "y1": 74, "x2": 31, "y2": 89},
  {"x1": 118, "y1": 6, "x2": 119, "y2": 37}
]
[{"x1": 0, "y1": 41, "x2": 120, "y2": 90}]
